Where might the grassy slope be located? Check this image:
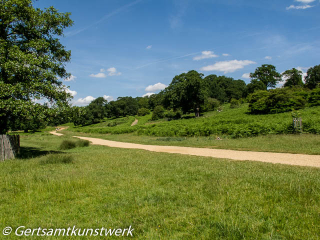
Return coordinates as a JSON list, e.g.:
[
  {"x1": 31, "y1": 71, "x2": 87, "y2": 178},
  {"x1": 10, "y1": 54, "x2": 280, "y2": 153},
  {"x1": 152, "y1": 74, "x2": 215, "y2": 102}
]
[{"x1": 1, "y1": 132, "x2": 320, "y2": 239}]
